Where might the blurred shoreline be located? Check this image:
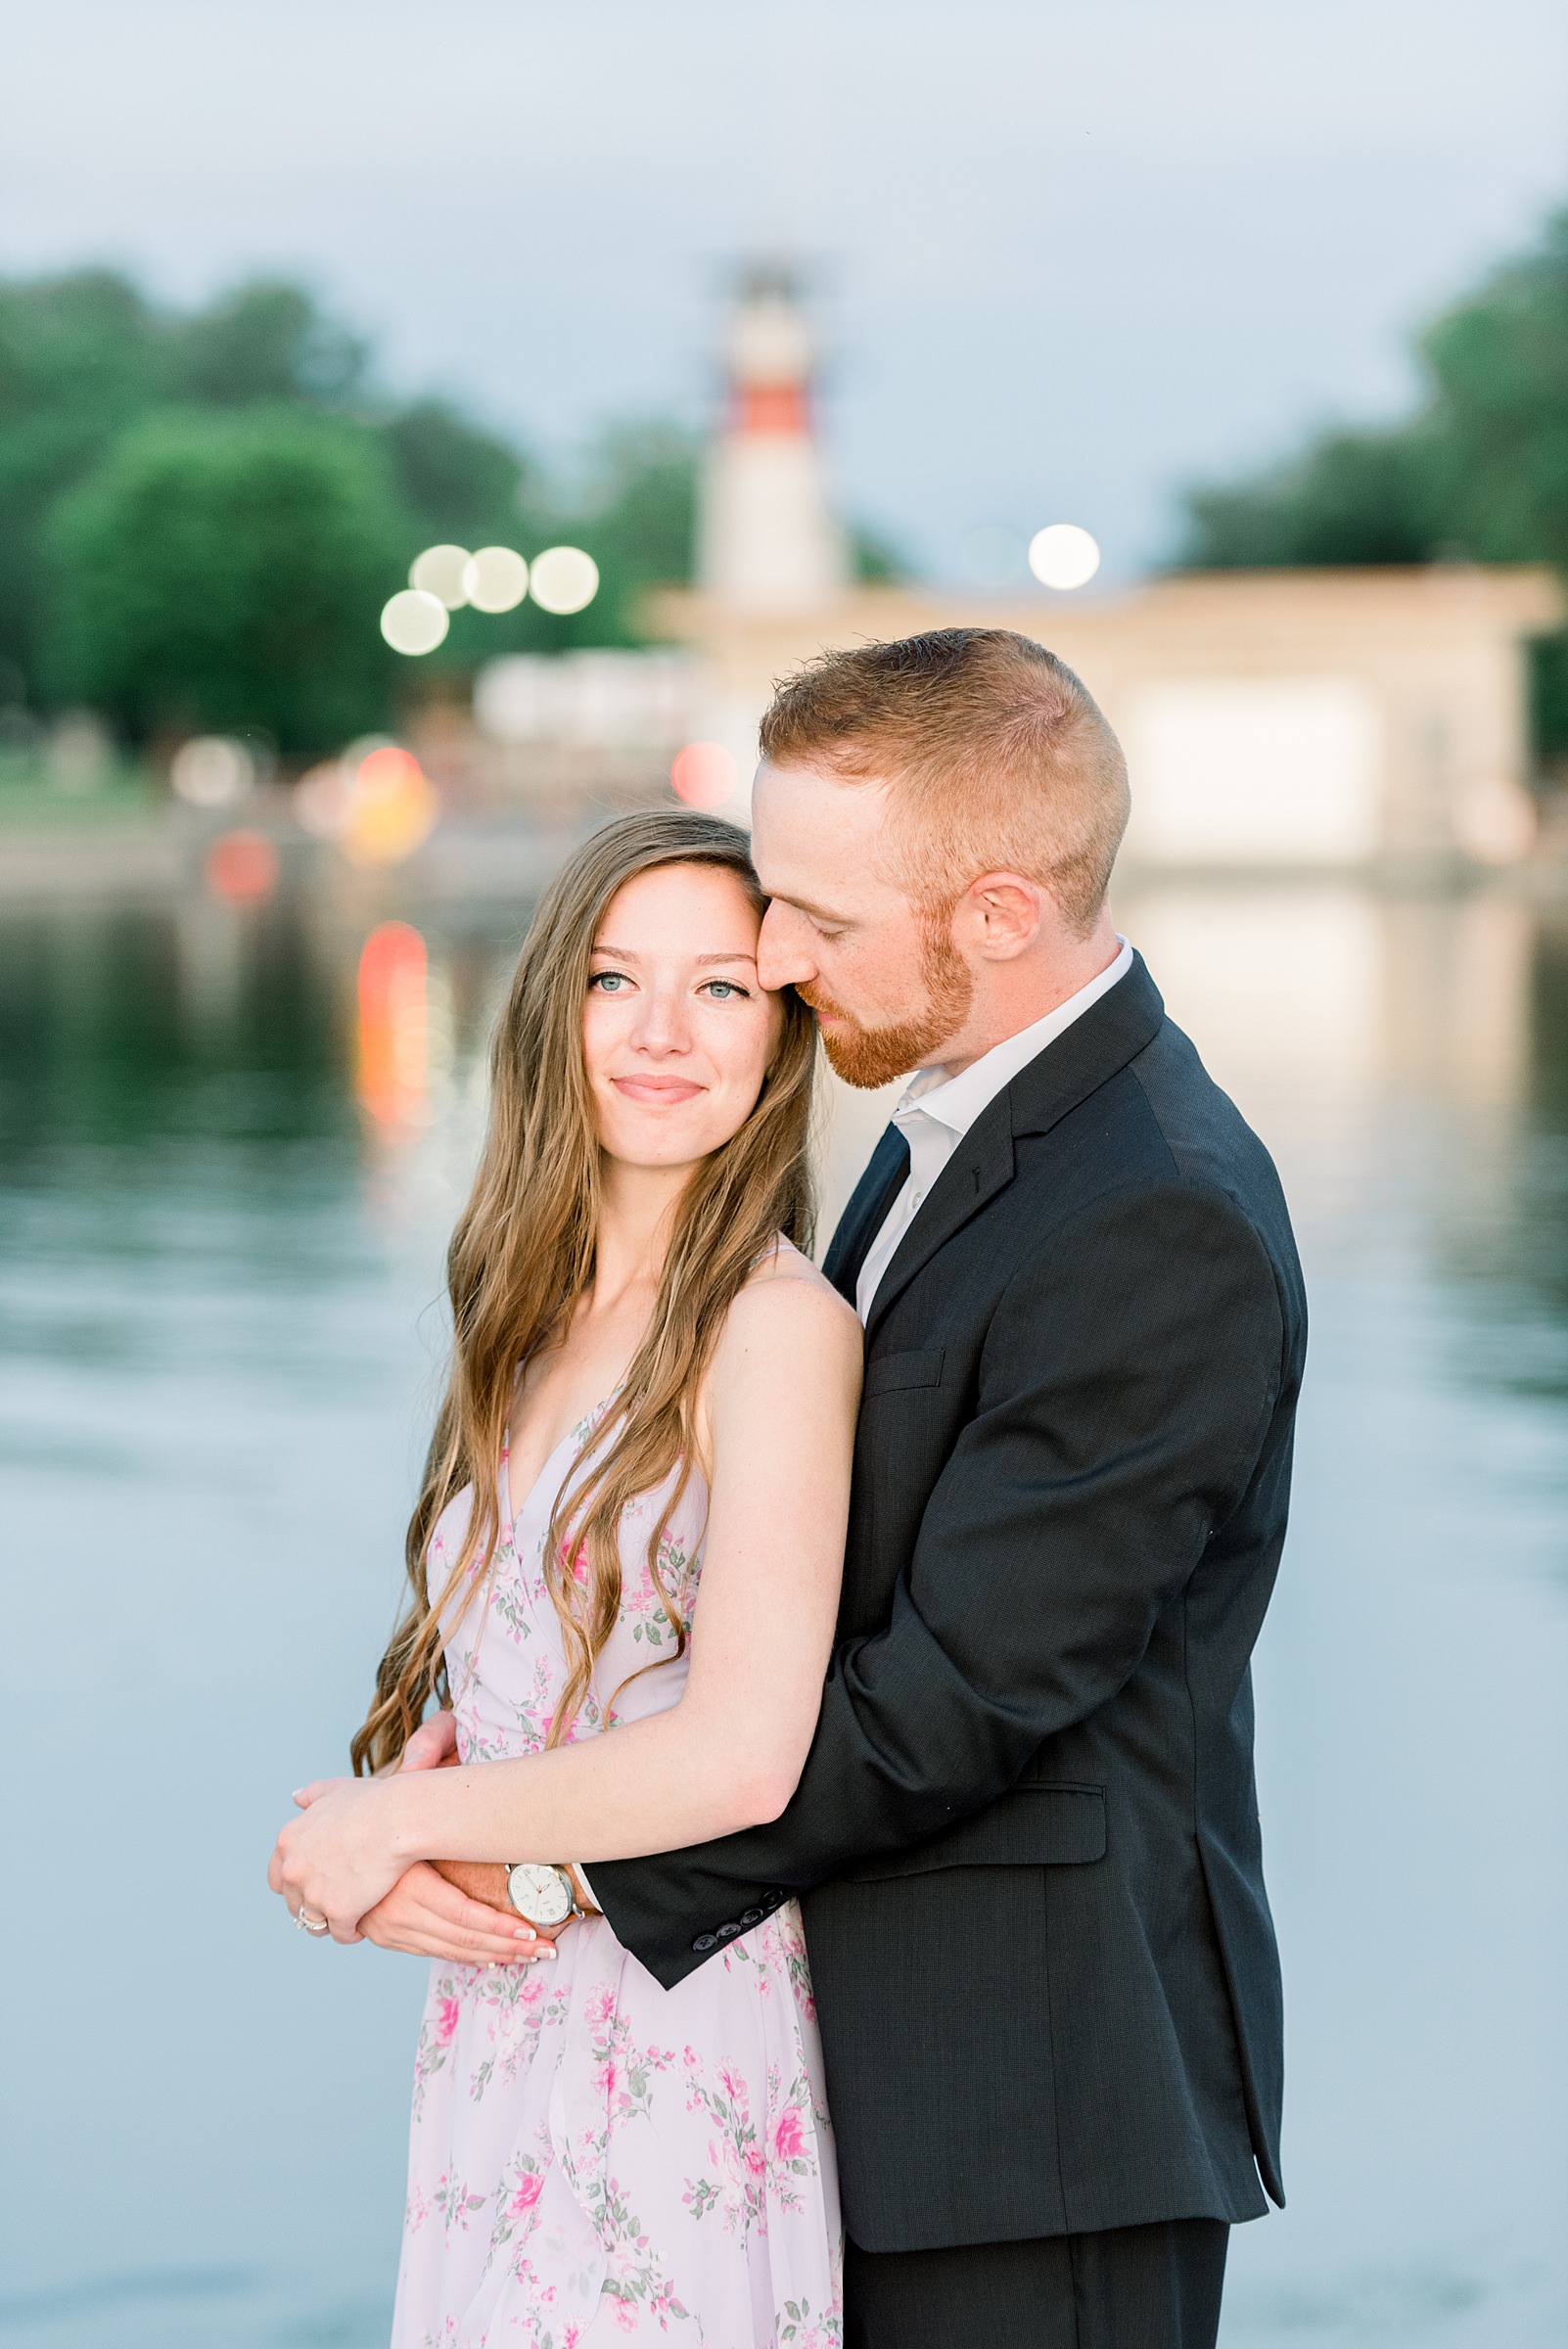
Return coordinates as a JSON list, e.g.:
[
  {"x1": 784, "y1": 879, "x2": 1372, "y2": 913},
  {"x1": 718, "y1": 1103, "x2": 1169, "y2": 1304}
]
[{"x1": 8, "y1": 785, "x2": 1568, "y2": 905}]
